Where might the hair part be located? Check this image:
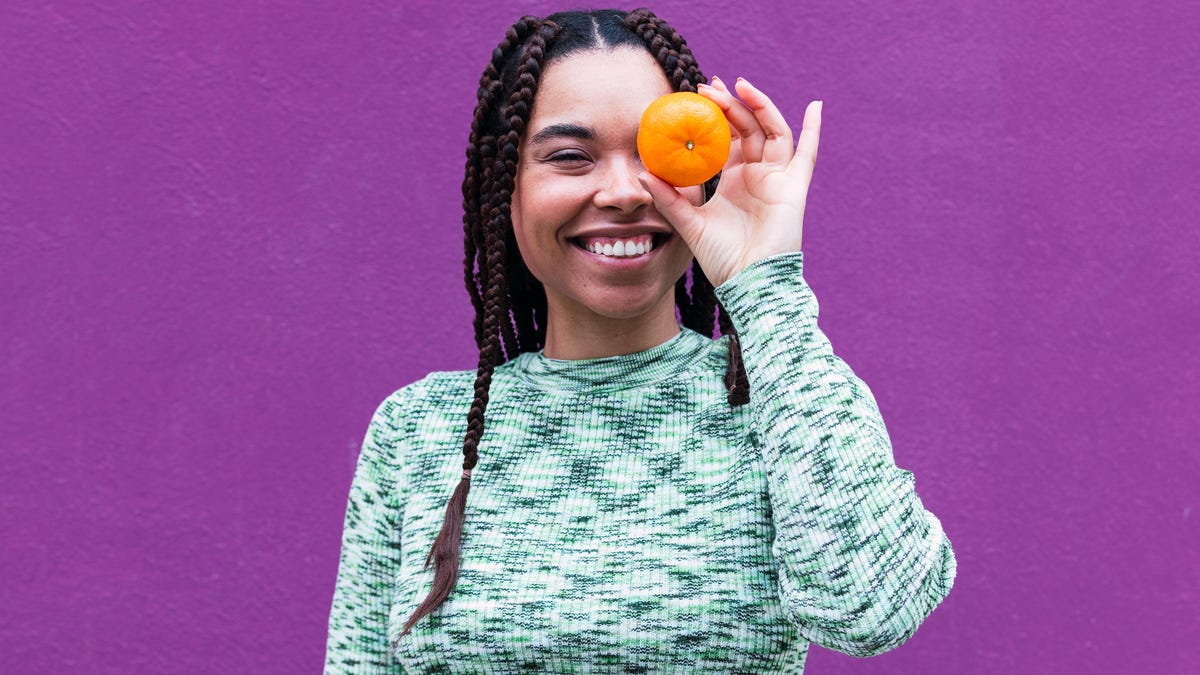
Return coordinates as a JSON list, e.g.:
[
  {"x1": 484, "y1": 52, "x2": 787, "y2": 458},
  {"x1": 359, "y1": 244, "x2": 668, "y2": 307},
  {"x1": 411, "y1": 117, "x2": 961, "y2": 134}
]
[{"x1": 398, "y1": 7, "x2": 750, "y2": 643}]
